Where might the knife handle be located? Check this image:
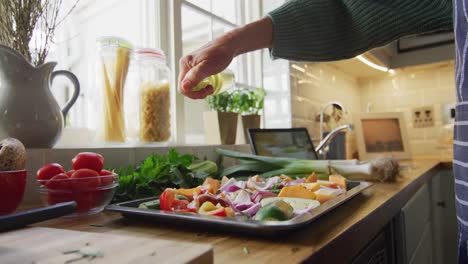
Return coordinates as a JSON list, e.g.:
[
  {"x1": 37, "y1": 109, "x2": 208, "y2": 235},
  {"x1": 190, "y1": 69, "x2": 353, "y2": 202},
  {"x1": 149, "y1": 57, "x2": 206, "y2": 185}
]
[{"x1": 0, "y1": 201, "x2": 77, "y2": 232}]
